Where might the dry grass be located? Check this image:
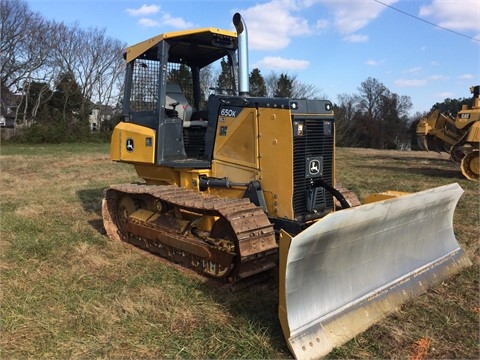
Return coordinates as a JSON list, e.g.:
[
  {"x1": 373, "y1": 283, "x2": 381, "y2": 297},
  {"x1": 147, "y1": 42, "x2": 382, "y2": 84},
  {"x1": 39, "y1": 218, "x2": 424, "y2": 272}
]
[{"x1": 0, "y1": 143, "x2": 478, "y2": 359}]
